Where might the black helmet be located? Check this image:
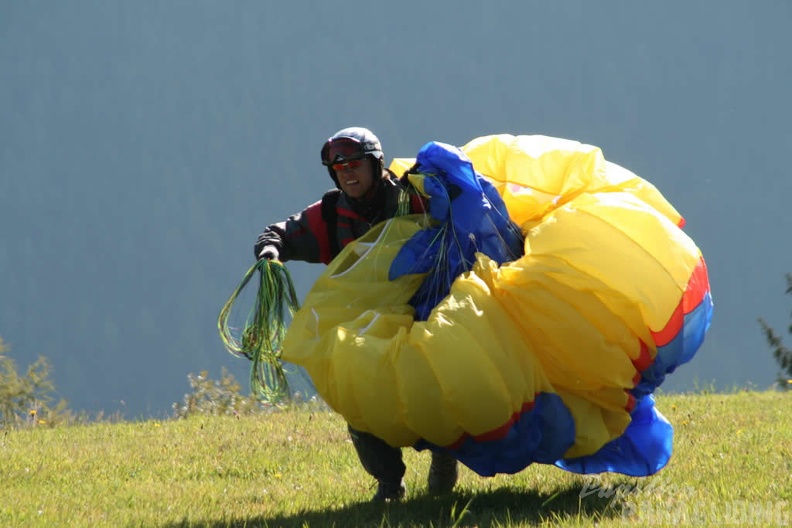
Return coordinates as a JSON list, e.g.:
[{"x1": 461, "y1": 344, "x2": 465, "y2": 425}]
[{"x1": 320, "y1": 127, "x2": 384, "y2": 186}]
